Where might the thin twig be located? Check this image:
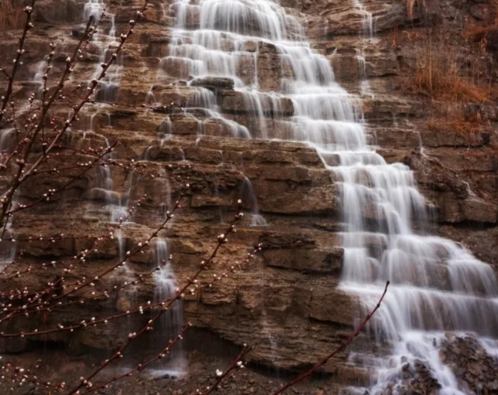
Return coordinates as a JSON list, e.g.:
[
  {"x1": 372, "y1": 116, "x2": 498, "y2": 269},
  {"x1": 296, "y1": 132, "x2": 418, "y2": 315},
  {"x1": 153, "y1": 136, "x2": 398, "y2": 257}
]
[
  {"x1": 6, "y1": 141, "x2": 117, "y2": 216},
  {"x1": 66, "y1": 205, "x2": 245, "y2": 394},
  {"x1": 0, "y1": 0, "x2": 37, "y2": 125},
  {"x1": 197, "y1": 345, "x2": 253, "y2": 395},
  {"x1": 82, "y1": 324, "x2": 192, "y2": 394}
]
